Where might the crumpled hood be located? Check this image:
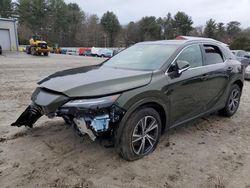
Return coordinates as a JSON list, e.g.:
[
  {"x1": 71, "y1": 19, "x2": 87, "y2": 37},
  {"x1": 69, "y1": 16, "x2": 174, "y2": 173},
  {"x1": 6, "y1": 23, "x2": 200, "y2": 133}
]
[{"x1": 38, "y1": 65, "x2": 152, "y2": 97}]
